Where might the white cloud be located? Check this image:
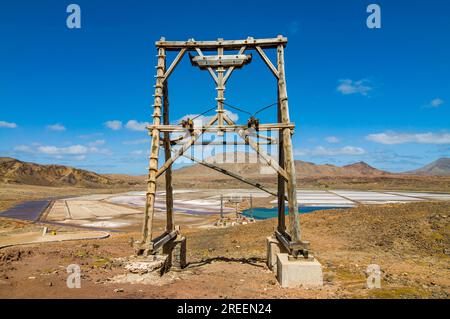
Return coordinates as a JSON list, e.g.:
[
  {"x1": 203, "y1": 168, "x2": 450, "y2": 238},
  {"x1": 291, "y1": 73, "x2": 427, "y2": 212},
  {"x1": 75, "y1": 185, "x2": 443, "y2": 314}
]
[
  {"x1": 294, "y1": 149, "x2": 307, "y2": 156},
  {"x1": 295, "y1": 146, "x2": 365, "y2": 157},
  {"x1": 131, "y1": 150, "x2": 144, "y2": 155},
  {"x1": 123, "y1": 138, "x2": 148, "y2": 145},
  {"x1": 125, "y1": 120, "x2": 150, "y2": 132},
  {"x1": 225, "y1": 111, "x2": 239, "y2": 123},
  {"x1": 34, "y1": 142, "x2": 112, "y2": 159},
  {"x1": 366, "y1": 131, "x2": 450, "y2": 145},
  {"x1": 46, "y1": 123, "x2": 66, "y2": 131},
  {"x1": 105, "y1": 120, "x2": 122, "y2": 130},
  {"x1": 0, "y1": 121, "x2": 17, "y2": 128},
  {"x1": 336, "y1": 79, "x2": 372, "y2": 96},
  {"x1": 87, "y1": 139, "x2": 106, "y2": 147},
  {"x1": 311, "y1": 146, "x2": 365, "y2": 156},
  {"x1": 325, "y1": 136, "x2": 340, "y2": 143},
  {"x1": 425, "y1": 98, "x2": 444, "y2": 108},
  {"x1": 73, "y1": 155, "x2": 86, "y2": 161},
  {"x1": 38, "y1": 145, "x2": 88, "y2": 155},
  {"x1": 178, "y1": 111, "x2": 239, "y2": 127},
  {"x1": 14, "y1": 145, "x2": 32, "y2": 153},
  {"x1": 77, "y1": 132, "x2": 103, "y2": 139}
]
